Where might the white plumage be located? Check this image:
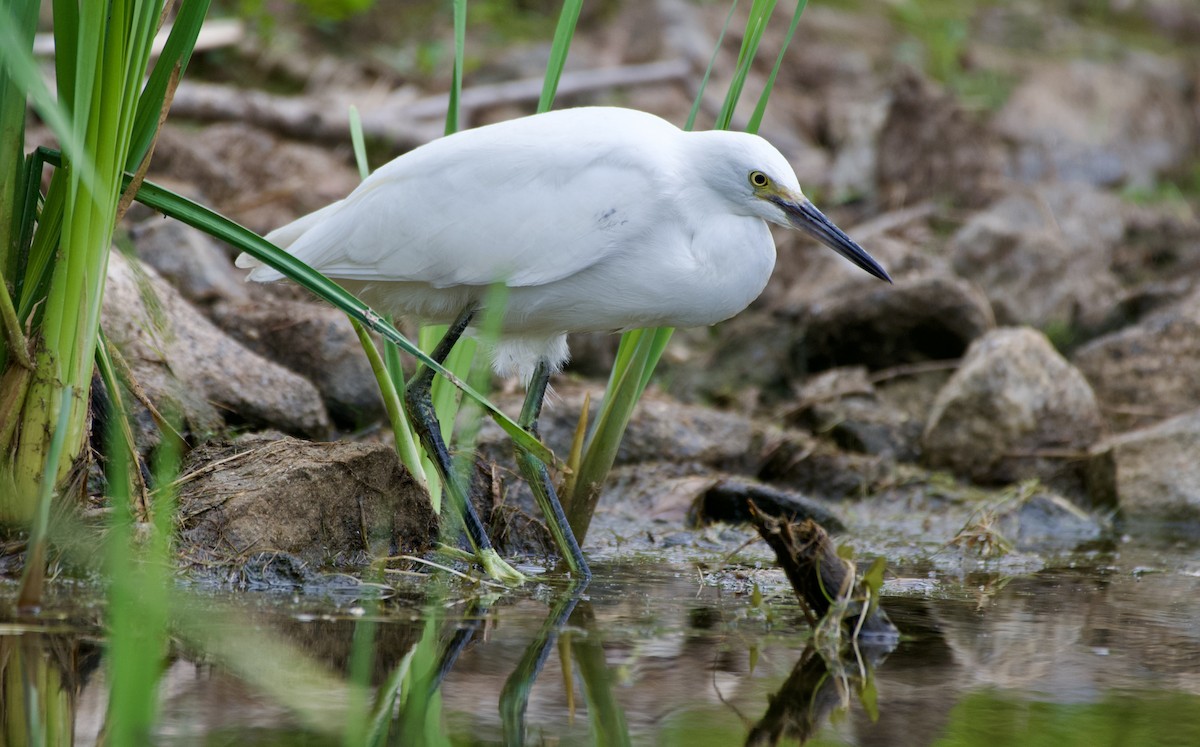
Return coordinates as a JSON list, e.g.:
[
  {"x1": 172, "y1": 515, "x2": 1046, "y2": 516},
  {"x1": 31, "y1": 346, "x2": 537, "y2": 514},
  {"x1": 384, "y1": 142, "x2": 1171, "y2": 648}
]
[{"x1": 236, "y1": 106, "x2": 889, "y2": 381}]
